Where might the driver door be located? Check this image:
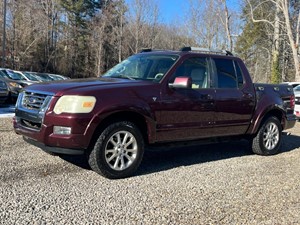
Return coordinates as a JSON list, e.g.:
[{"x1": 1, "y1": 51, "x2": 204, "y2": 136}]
[{"x1": 156, "y1": 56, "x2": 216, "y2": 142}]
